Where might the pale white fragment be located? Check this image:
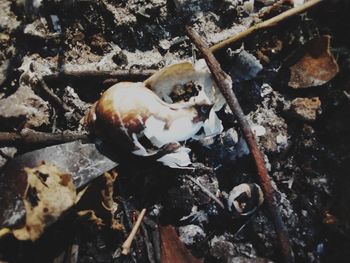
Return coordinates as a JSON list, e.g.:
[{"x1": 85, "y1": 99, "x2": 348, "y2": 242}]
[
  {"x1": 293, "y1": 0, "x2": 304, "y2": 7},
  {"x1": 157, "y1": 147, "x2": 192, "y2": 168},
  {"x1": 144, "y1": 115, "x2": 203, "y2": 148},
  {"x1": 276, "y1": 134, "x2": 288, "y2": 145},
  {"x1": 202, "y1": 109, "x2": 223, "y2": 137},
  {"x1": 251, "y1": 124, "x2": 266, "y2": 137}
]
